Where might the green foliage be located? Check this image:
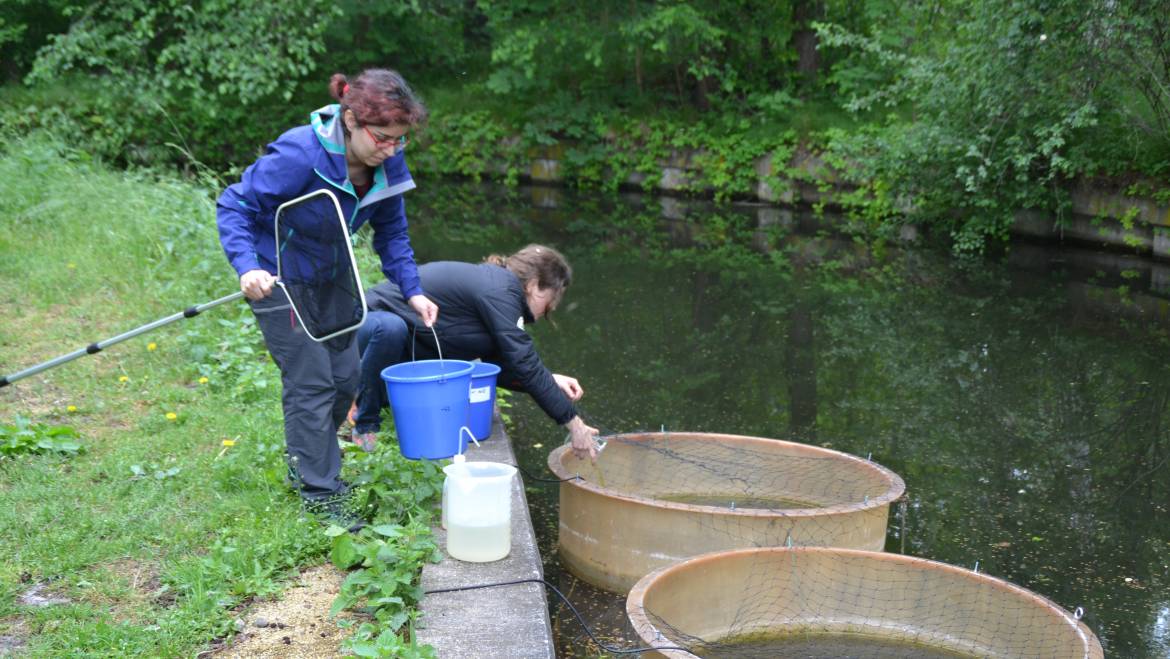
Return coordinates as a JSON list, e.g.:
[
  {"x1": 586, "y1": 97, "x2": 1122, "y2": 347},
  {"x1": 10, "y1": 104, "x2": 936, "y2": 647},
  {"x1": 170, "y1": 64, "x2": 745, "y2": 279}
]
[
  {"x1": 345, "y1": 622, "x2": 437, "y2": 659},
  {"x1": 325, "y1": 1, "x2": 481, "y2": 81},
  {"x1": 478, "y1": 0, "x2": 800, "y2": 114},
  {"x1": 0, "y1": 0, "x2": 77, "y2": 81},
  {"x1": 5, "y1": 0, "x2": 1170, "y2": 255},
  {"x1": 813, "y1": 0, "x2": 1170, "y2": 252},
  {"x1": 15, "y1": 0, "x2": 337, "y2": 168},
  {"x1": 0, "y1": 416, "x2": 83, "y2": 458},
  {"x1": 412, "y1": 109, "x2": 522, "y2": 182},
  {"x1": 182, "y1": 312, "x2": 276, "y2": 403},
  {"x1": 327, "y1": 449, "x2": 445, "y2": 655}
]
